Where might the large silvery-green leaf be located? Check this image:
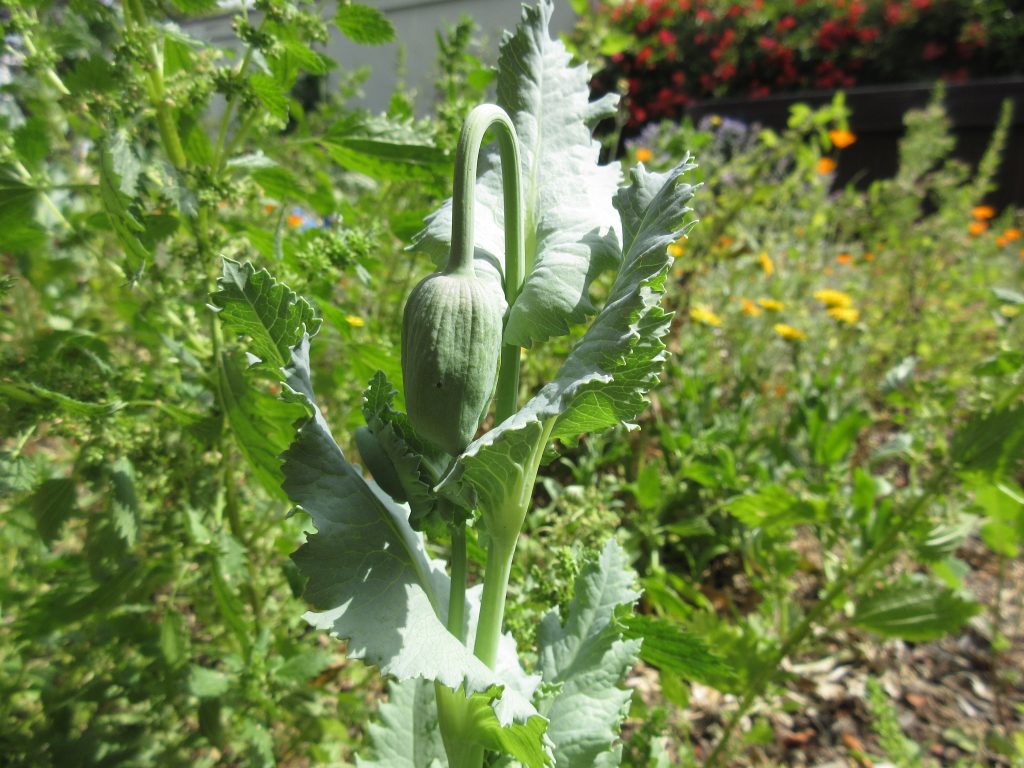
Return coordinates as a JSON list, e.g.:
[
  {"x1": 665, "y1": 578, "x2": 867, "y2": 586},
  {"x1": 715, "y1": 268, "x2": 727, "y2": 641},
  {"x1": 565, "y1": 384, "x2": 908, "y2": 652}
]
[
  {"x1": 282, "y1": 339, "x2": 552, "y2": 767},
  {"x1": 537, "y1": 540, "x2": 641, "y2": 767},
  {"x1": 357, "y1": 679, "x2": 447, "y2": 768},
  {"x1": 413, "y1": 0, "x2": 622, "y2": 348},
  {"x1": 441, "y1": 161, "x2": 697, "y2": 519}
]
